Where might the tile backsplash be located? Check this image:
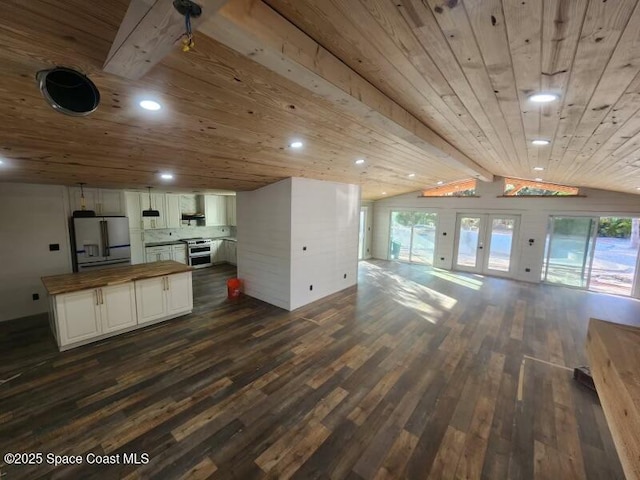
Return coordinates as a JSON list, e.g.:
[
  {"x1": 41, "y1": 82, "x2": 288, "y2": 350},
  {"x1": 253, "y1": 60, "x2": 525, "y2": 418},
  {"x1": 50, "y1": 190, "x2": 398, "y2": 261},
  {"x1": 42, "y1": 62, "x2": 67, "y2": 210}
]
[{"x1": 144, "y1": 225, "x2": 236, "y2": 243}]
